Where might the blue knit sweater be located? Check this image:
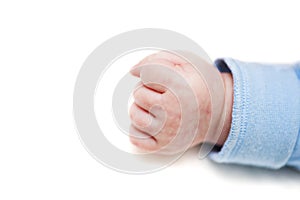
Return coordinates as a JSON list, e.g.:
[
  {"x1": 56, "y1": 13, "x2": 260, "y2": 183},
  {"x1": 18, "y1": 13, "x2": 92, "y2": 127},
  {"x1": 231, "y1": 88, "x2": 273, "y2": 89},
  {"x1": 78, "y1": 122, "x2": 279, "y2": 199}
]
[{"x1": 210, "y1": 59, "x2": 300, "y2": 170}]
